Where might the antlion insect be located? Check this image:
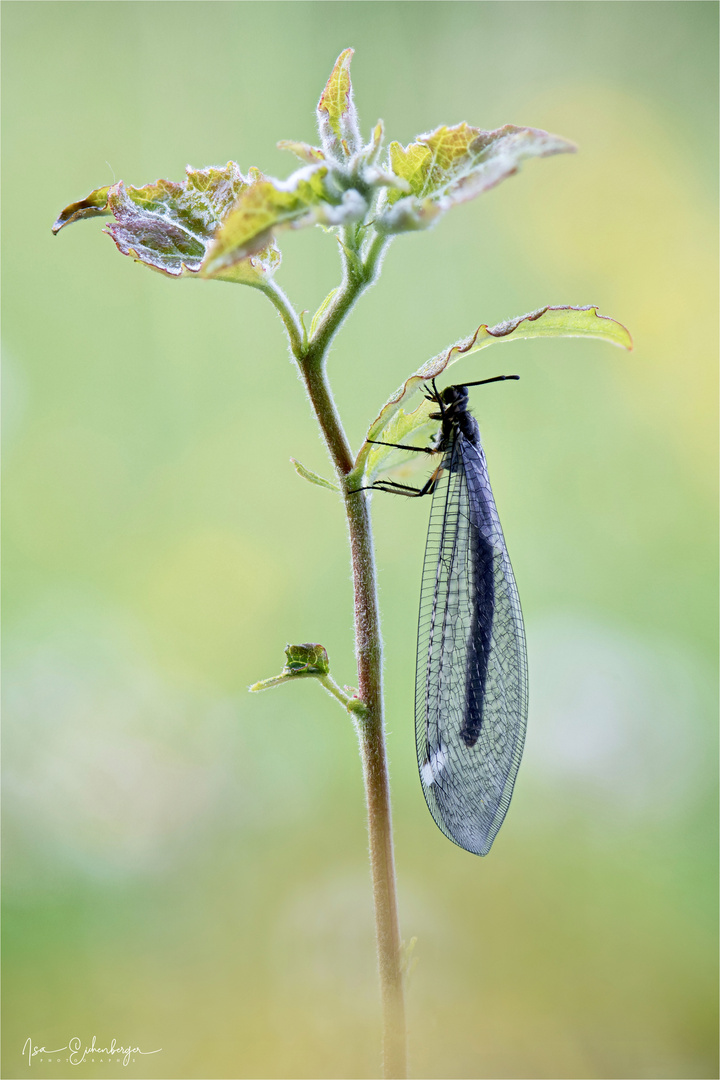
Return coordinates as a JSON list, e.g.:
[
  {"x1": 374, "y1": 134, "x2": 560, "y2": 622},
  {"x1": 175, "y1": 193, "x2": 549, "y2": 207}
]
[{"x1": 351, "y1": 376, "x2": 528, "y2": 855}]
